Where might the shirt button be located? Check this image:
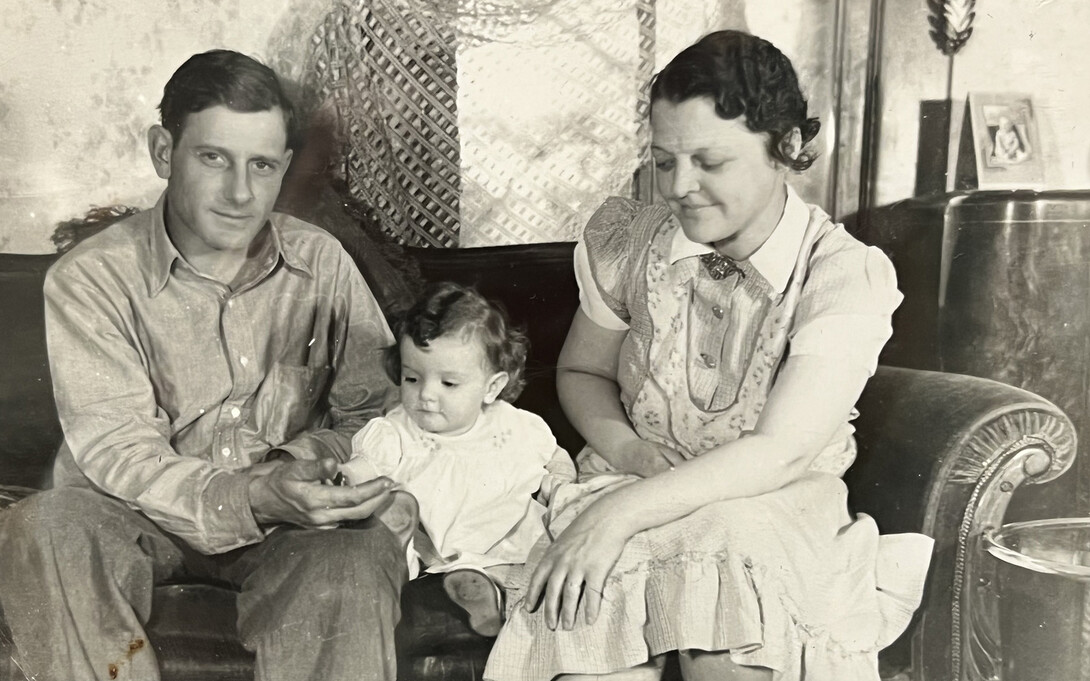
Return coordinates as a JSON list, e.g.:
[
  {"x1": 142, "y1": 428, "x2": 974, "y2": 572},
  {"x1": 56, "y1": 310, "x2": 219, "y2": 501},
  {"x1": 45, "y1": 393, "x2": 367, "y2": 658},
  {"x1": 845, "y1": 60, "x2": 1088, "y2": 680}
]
[
  {"x1": 227, "y1": 300, "x2": 234, "y2": 308},
  {"x1": 230, "y1": 407, "x2": 241, "y2": 418},
  {"x1": 239, "y1": 356, "x2": 249, "y2": 367},
  {"x1": 221, "y1": 447, "x2": 231, "y2": 457},
  {"x1": 712, "y1": 305, "x2": 724, "y2": 319},
  {"x1": 700, "y1": 353, "x2": 717, "y2": 369}
]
